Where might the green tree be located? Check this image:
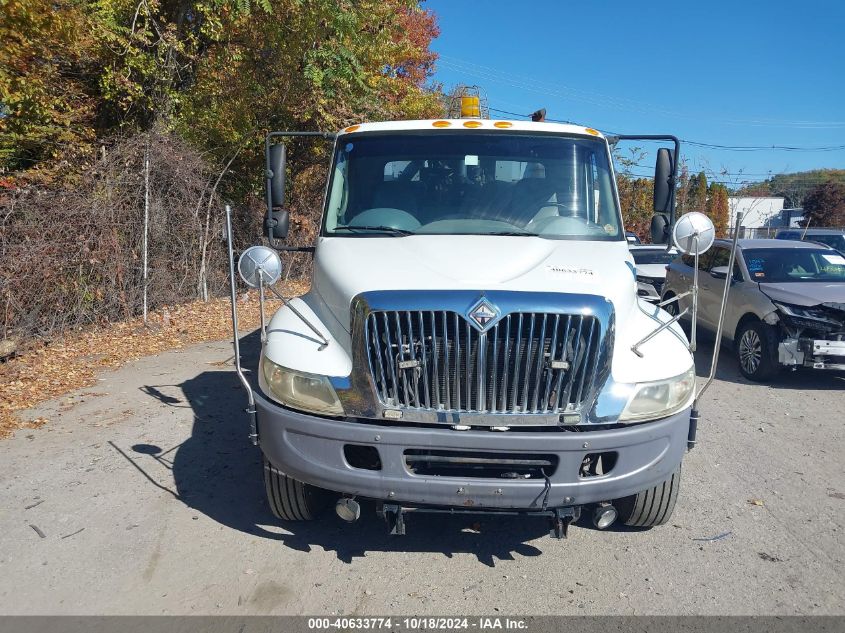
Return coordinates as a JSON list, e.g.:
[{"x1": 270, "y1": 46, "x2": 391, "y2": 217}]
[{"x1": 687, "y1": 171, "x2": 708, "y2": 212}]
